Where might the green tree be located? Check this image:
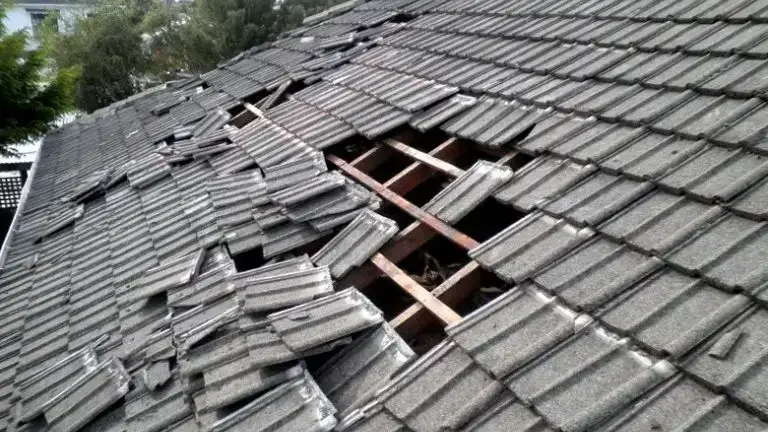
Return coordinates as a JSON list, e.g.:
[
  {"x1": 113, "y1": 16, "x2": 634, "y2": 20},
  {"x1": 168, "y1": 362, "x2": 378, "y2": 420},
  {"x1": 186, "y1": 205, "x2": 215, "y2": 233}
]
[
  {"x1": 0, "y1": 2, "x2": 76, "y2": 155},
  {"x1": 43, "y1": 0, "x2": 159, "y2": 112}
]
